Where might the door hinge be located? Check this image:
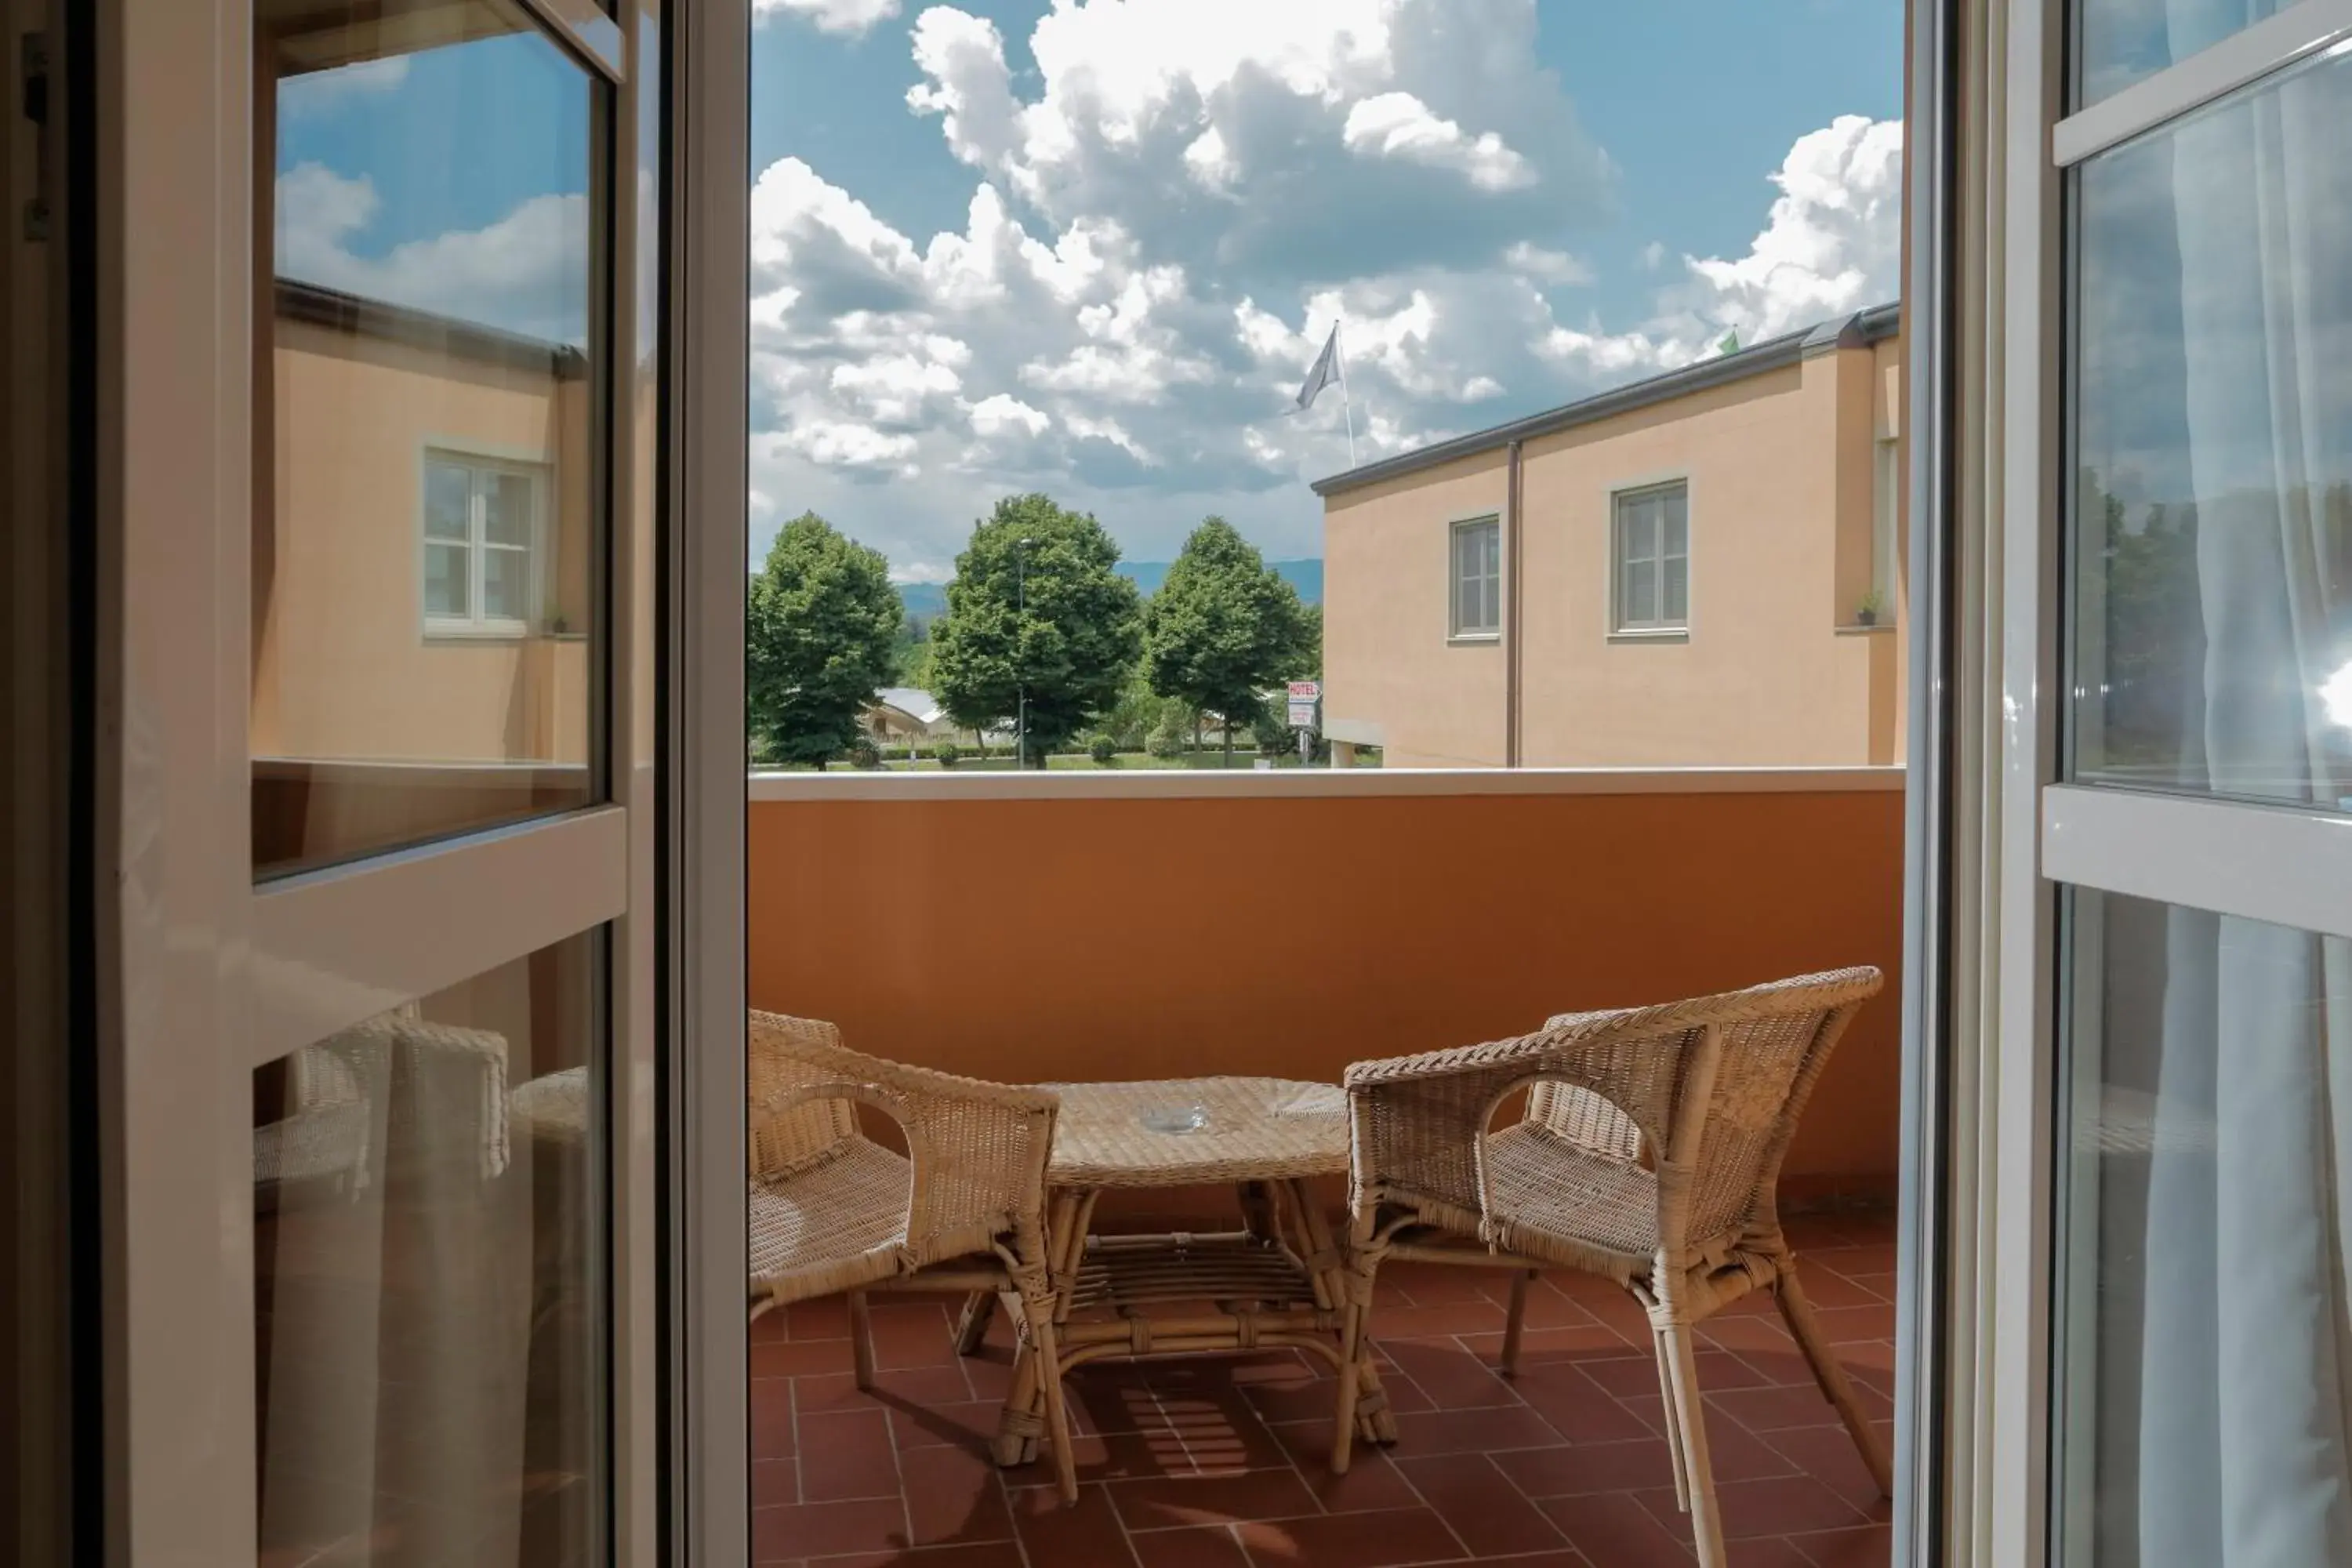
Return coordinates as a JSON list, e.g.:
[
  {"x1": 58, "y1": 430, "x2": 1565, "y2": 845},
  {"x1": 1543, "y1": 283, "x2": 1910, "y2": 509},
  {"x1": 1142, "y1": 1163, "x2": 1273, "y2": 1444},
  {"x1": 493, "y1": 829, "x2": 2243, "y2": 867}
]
[{"x1": 21, "y1": 31, "x2": 49, "y2": 241}]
